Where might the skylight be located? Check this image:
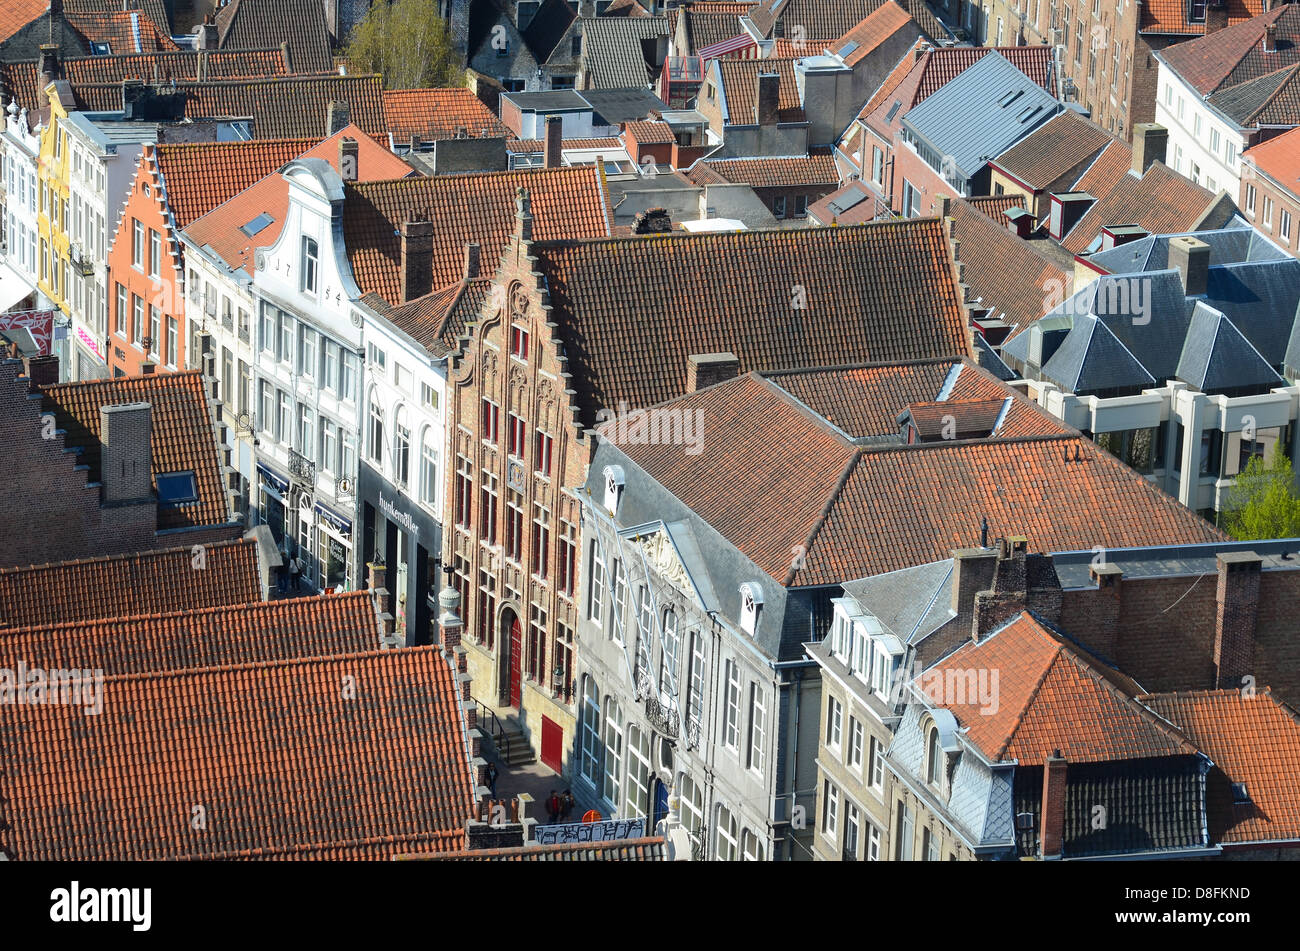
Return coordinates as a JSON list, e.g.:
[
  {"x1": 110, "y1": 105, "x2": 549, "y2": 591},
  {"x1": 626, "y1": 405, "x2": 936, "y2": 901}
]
[
  {"x1": 1018, "y1": 105, "x2": 1043, "y2": 124},
  {"x1": 240, "y1": 213, "x2": 274, "y2": 237},
  {"x1": 157, "y1": 471, "x2": 198, "y2": 507},
  {"x1": 885, "y1": 100, "x2": 901, "y2": 122},
  {"x1": 999, "y1": 89, "x2": 1024, "y2": 108},
  {"x1": 838, "y1": 40, "x2": 860, "y2": 58}
]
